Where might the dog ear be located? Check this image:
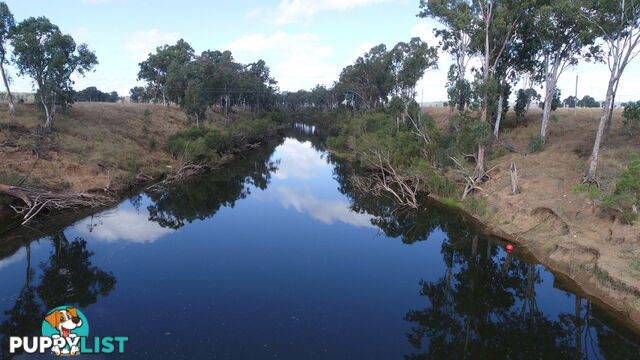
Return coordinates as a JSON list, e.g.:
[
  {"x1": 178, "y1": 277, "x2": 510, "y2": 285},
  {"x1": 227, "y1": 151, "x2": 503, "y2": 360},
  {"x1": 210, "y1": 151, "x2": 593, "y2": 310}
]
[
  {"x1": 44, "y1": 311, "x2": 59, "y2": 329},
  {"x1": 66, "y1": 308, "x2": 78, "y2": 318}
]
